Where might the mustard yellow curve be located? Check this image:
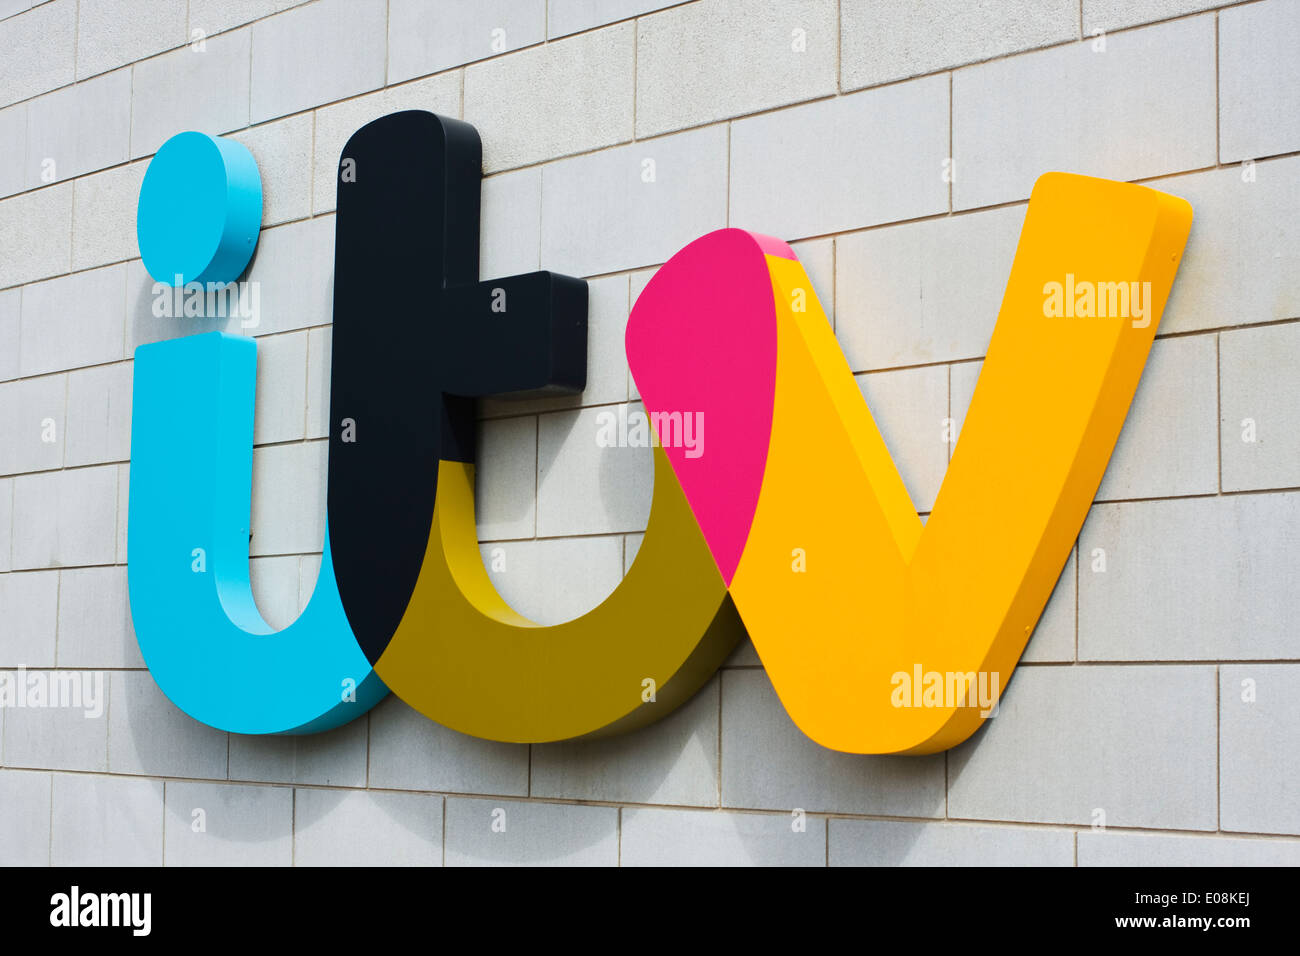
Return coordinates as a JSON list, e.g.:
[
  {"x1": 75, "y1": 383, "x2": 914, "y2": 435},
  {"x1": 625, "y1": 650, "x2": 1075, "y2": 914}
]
[{"x1": 373, "y1": 447, "x2": 744, "y2": 743}]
